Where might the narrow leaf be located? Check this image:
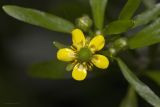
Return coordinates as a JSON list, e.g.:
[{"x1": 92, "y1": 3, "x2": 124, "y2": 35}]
[
  {"x1": 90, "y1": 0, "x2": 108, "y2": 30},
  {"x1": 119, "y1": 0, "x2": 141, "y2": 19},
  {"x1": 120, "y1": 86, "x2": 138, "y2": 107},
  {"x1": 53, "y1": 41, "x2": 66, "y2": 49},
  {"x1": 117, "y1": 58, "x2": 160, "y2": 107},
  {"x1": 145, "y1": 71, "x2": 160, "y2": 86},
  {"x1": 66, "y1": 63, "x2": 75, "y2": 72},
  {"x1": 129, "y1": 18, "x2": 160, "y2": 49},
  {"x1": 134, "y1": 3, "x2": 160, "y2": 27},
  {"x1": 3, "y1": 5, "x2": 74, "y2": 33},
  {"x1": 104, "y1": 20, "x2": 134, "y2": 35},
  {"x1": 28, "y1": 60, "x2": 69, "y2": 79}
]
